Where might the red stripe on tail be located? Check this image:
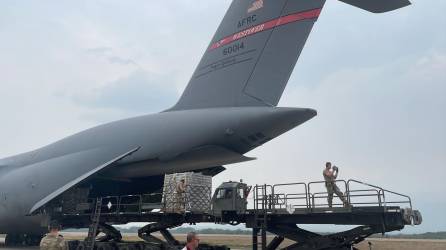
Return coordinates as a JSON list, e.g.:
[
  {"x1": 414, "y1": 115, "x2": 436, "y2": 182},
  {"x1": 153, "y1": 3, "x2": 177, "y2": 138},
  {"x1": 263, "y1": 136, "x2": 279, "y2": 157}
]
[{"x1": 209, "y1": 8, "x2": 322, "y2": 51}]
